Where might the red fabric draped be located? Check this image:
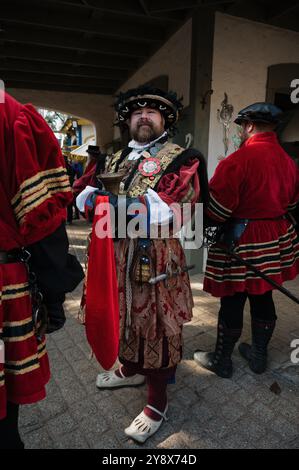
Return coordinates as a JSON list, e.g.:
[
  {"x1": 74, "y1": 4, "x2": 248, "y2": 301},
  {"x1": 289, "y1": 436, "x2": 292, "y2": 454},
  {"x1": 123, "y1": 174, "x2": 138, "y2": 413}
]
[{"x1": 85, "y1": 195, "x2": 120, "y2": 370}]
